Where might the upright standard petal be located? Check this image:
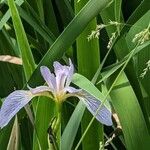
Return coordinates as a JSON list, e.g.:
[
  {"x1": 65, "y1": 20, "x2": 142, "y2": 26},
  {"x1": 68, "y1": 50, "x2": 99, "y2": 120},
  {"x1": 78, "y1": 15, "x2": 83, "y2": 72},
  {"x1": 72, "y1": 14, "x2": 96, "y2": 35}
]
[
  {"x1": 0, "y1": 90, "x2": 34, "y2": 128},
  {"x1": 80, "y1": 93, "x2": 112, "y2": 126},
  {"x1": 53, "y1": 61, "x2": 69, "y2": 92},
  {"x1": 53, "y1": 61, "x2": 68, "y2": 75},
  {"x1": 65, "y1": 59, "x2": 74, "y2": 87},
  {"x1": 40, "y1": 66, "x2": 56, "y2": 92}
]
